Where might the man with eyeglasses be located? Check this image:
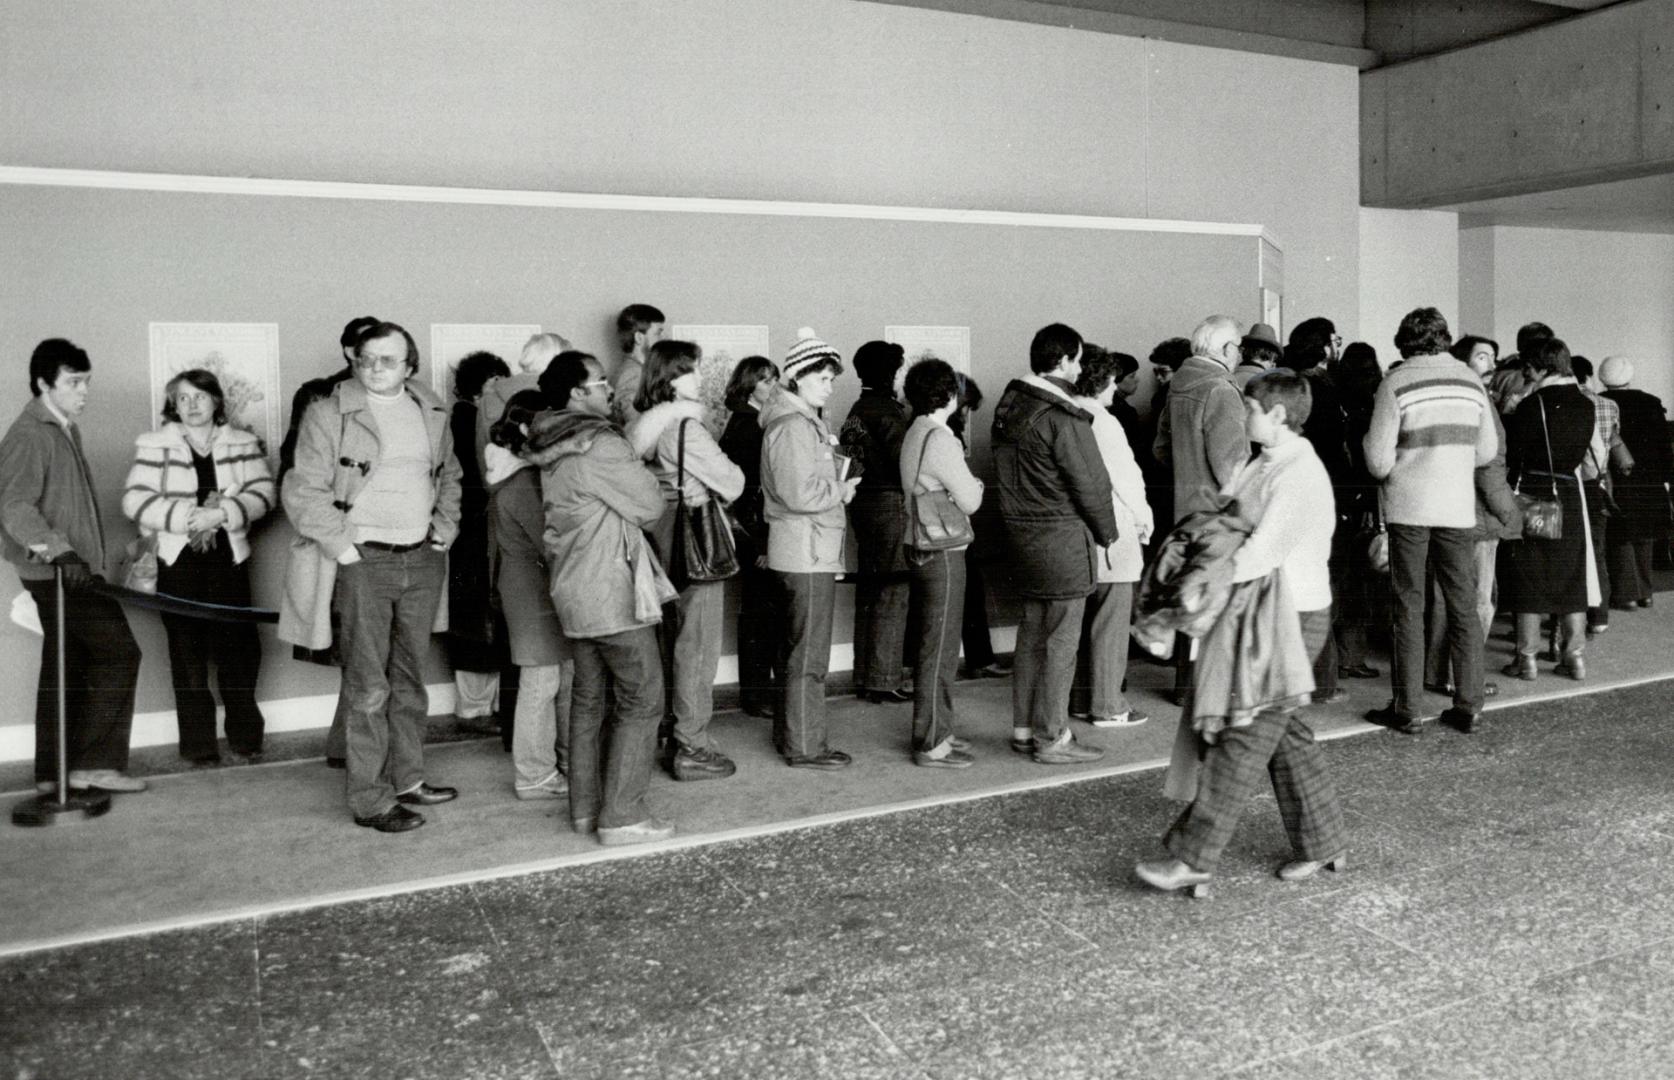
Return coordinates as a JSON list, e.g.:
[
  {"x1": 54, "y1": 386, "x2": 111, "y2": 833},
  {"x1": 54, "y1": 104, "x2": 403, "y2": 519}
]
[
  {"x1": 1153, "y1": 315, "x2": 1251, "y2": 703},
  {"x1": 282, "y1": 320, "x2": 463, "y2": 832},
  {"x1": 529, "y1": 350, "x2": 675, "y2": 844}
]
